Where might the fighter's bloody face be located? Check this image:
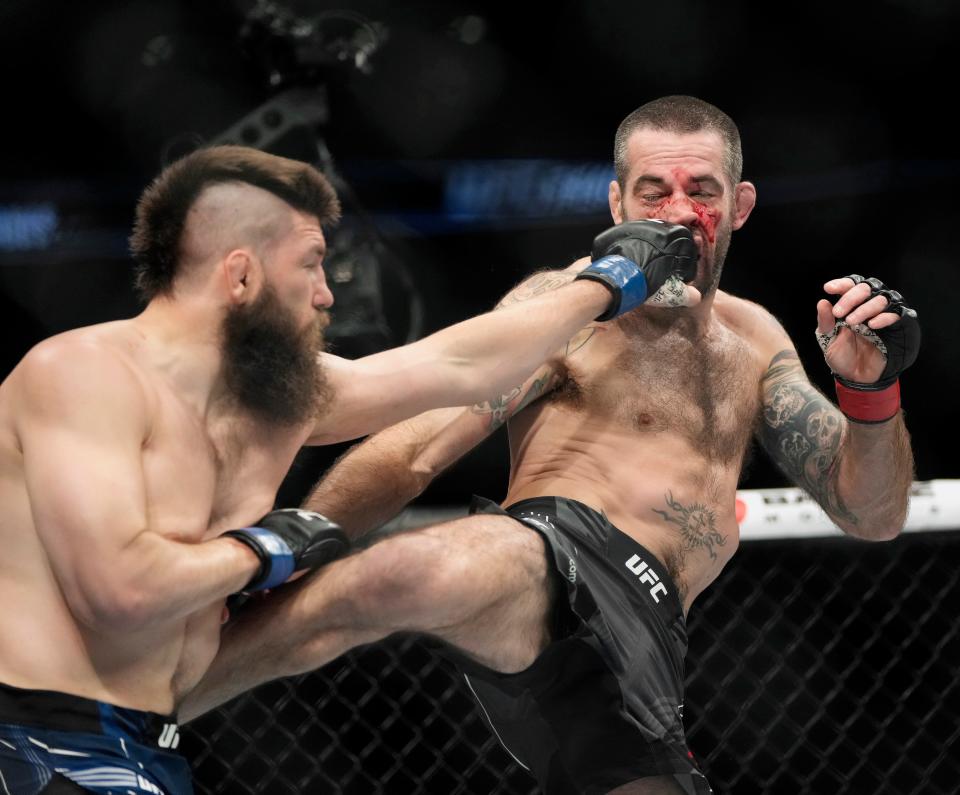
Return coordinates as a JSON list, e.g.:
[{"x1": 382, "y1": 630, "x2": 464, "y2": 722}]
[{"x1": 613, "y1": 129, "x2": 743, "y2": 296}]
